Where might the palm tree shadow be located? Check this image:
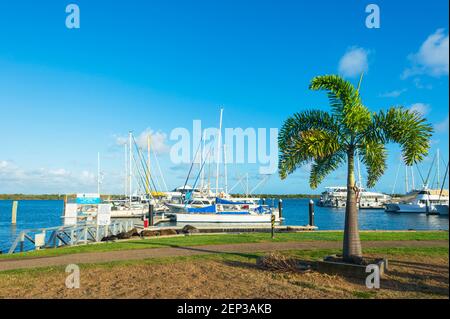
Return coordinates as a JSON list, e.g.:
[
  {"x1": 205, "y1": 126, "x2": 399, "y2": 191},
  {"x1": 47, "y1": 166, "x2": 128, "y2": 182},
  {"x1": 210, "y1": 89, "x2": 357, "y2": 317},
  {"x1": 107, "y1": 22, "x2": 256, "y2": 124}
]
[
  {"x1": 340, "y1": 259, "x2": 449, "y2": 297},
  {"x1": 130, "y1": 239, "x2": 261, "y2": 260}
]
